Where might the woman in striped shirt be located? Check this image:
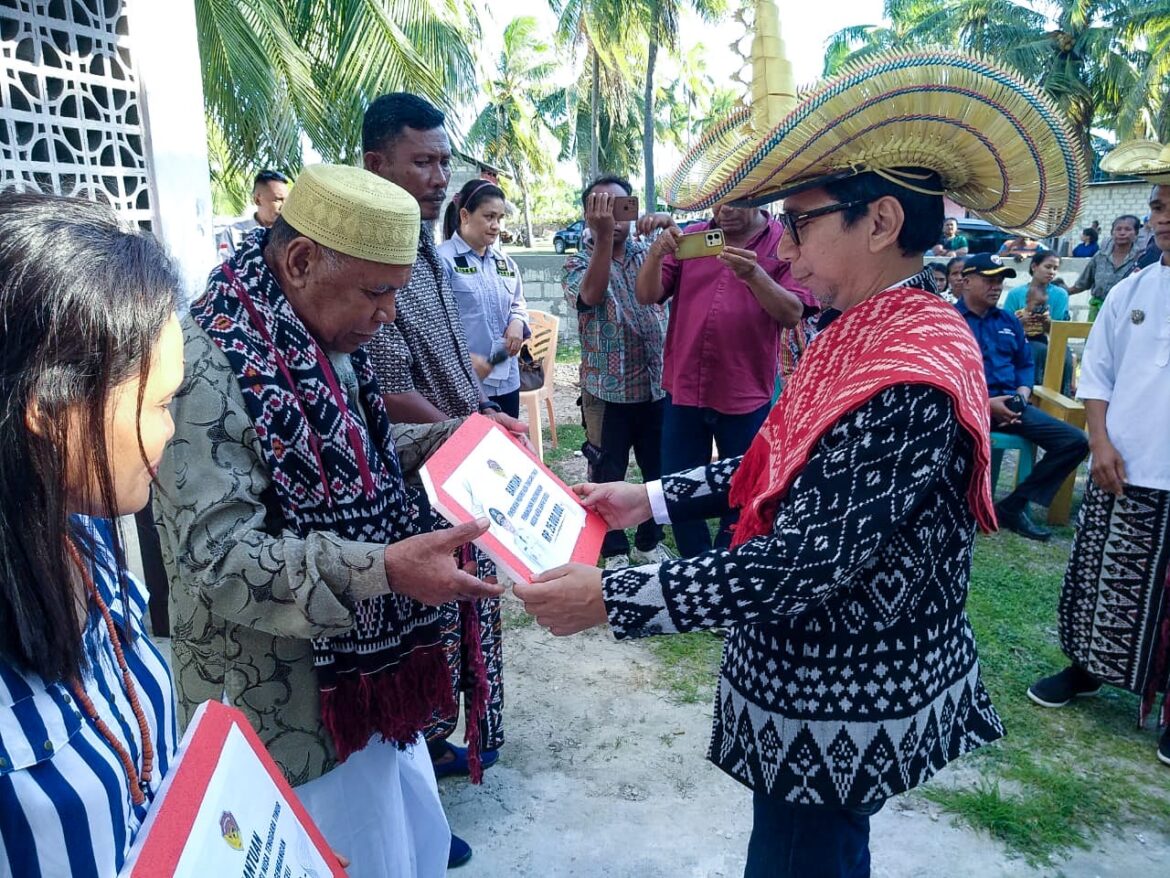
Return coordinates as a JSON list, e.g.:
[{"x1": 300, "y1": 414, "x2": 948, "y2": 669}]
[{"x1": 0, "y1": 192, "x2": 185, "y2": 877}]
